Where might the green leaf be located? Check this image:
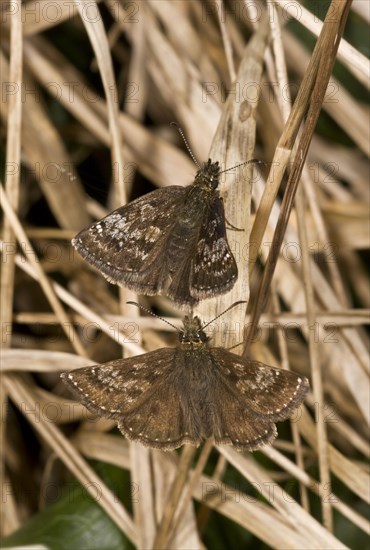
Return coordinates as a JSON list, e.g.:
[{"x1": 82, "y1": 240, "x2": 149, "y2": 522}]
[{"x1": 2, "y1": 462, "x2": 134, "y2": 550}]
